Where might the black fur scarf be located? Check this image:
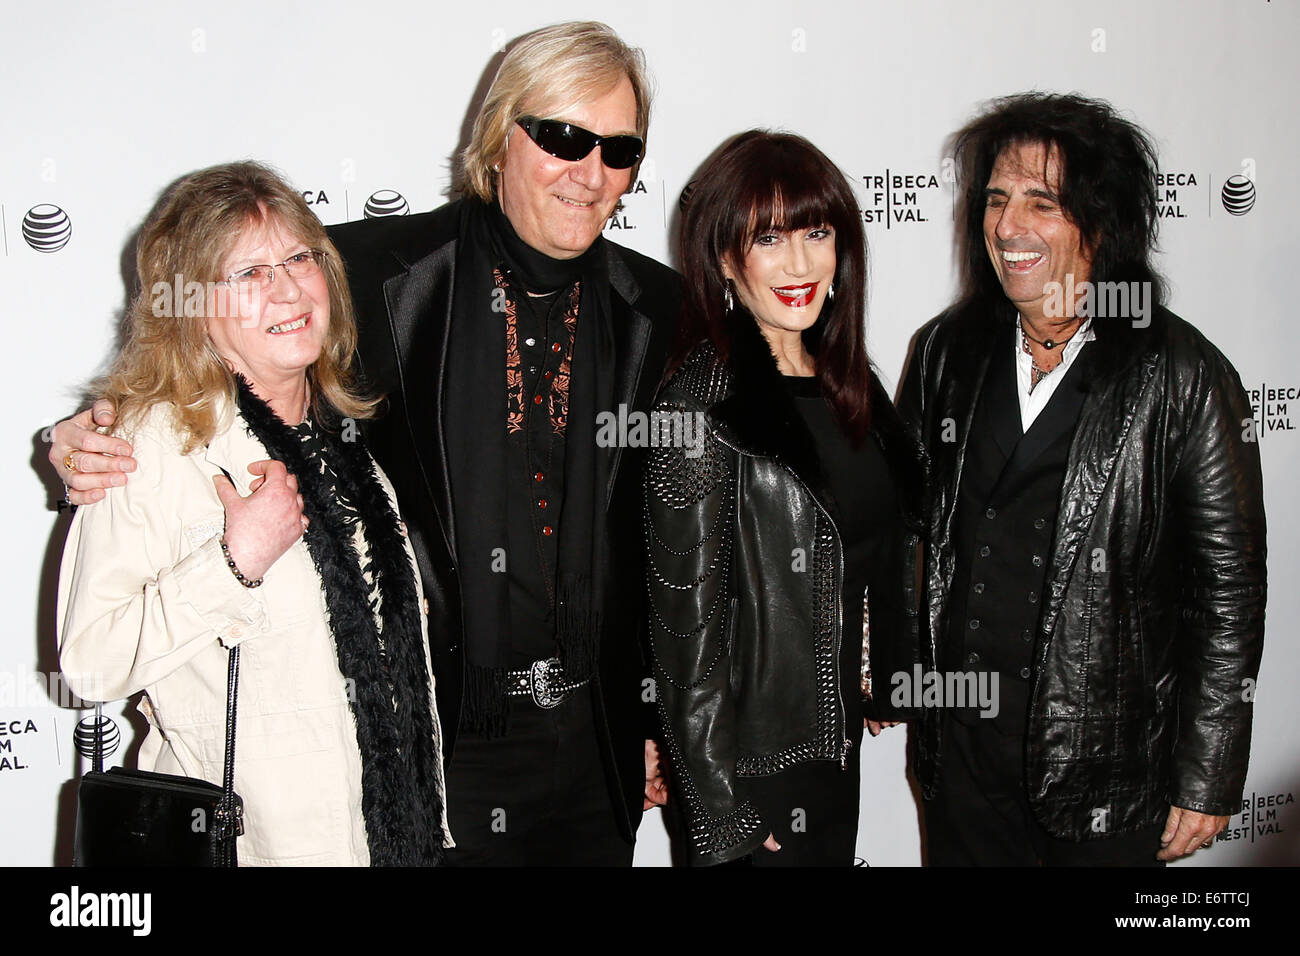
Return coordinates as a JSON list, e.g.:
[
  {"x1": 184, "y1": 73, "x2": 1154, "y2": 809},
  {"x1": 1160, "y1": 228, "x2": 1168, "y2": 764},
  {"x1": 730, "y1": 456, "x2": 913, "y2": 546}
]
[{"x1": 234, "y1": 376, "x2": 444, "y2": 865}]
